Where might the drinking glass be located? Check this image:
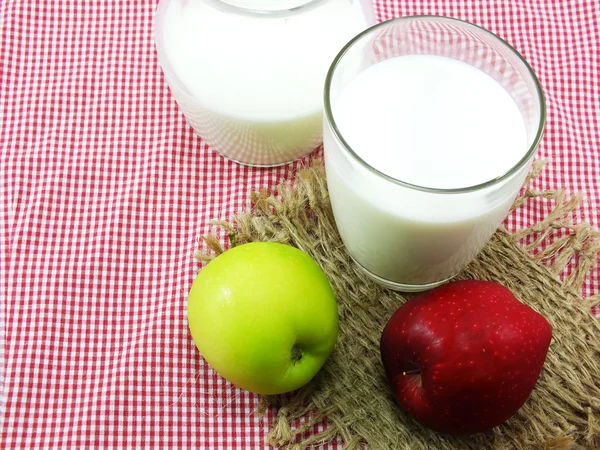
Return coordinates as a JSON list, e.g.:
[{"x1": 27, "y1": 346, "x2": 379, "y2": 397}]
[{"x1": 323, "y1": 16, "x2": 546, "y2": 291}]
